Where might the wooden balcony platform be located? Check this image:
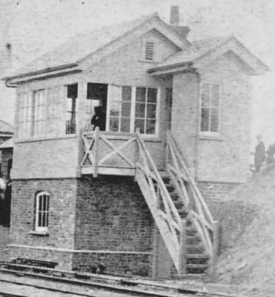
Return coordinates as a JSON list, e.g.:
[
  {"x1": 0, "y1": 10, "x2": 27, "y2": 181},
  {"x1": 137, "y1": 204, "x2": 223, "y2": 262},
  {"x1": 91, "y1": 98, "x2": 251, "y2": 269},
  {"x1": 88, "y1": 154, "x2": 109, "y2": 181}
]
[{"x1": 81, "y1": 165, "x2": 136, "y2": 176}]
